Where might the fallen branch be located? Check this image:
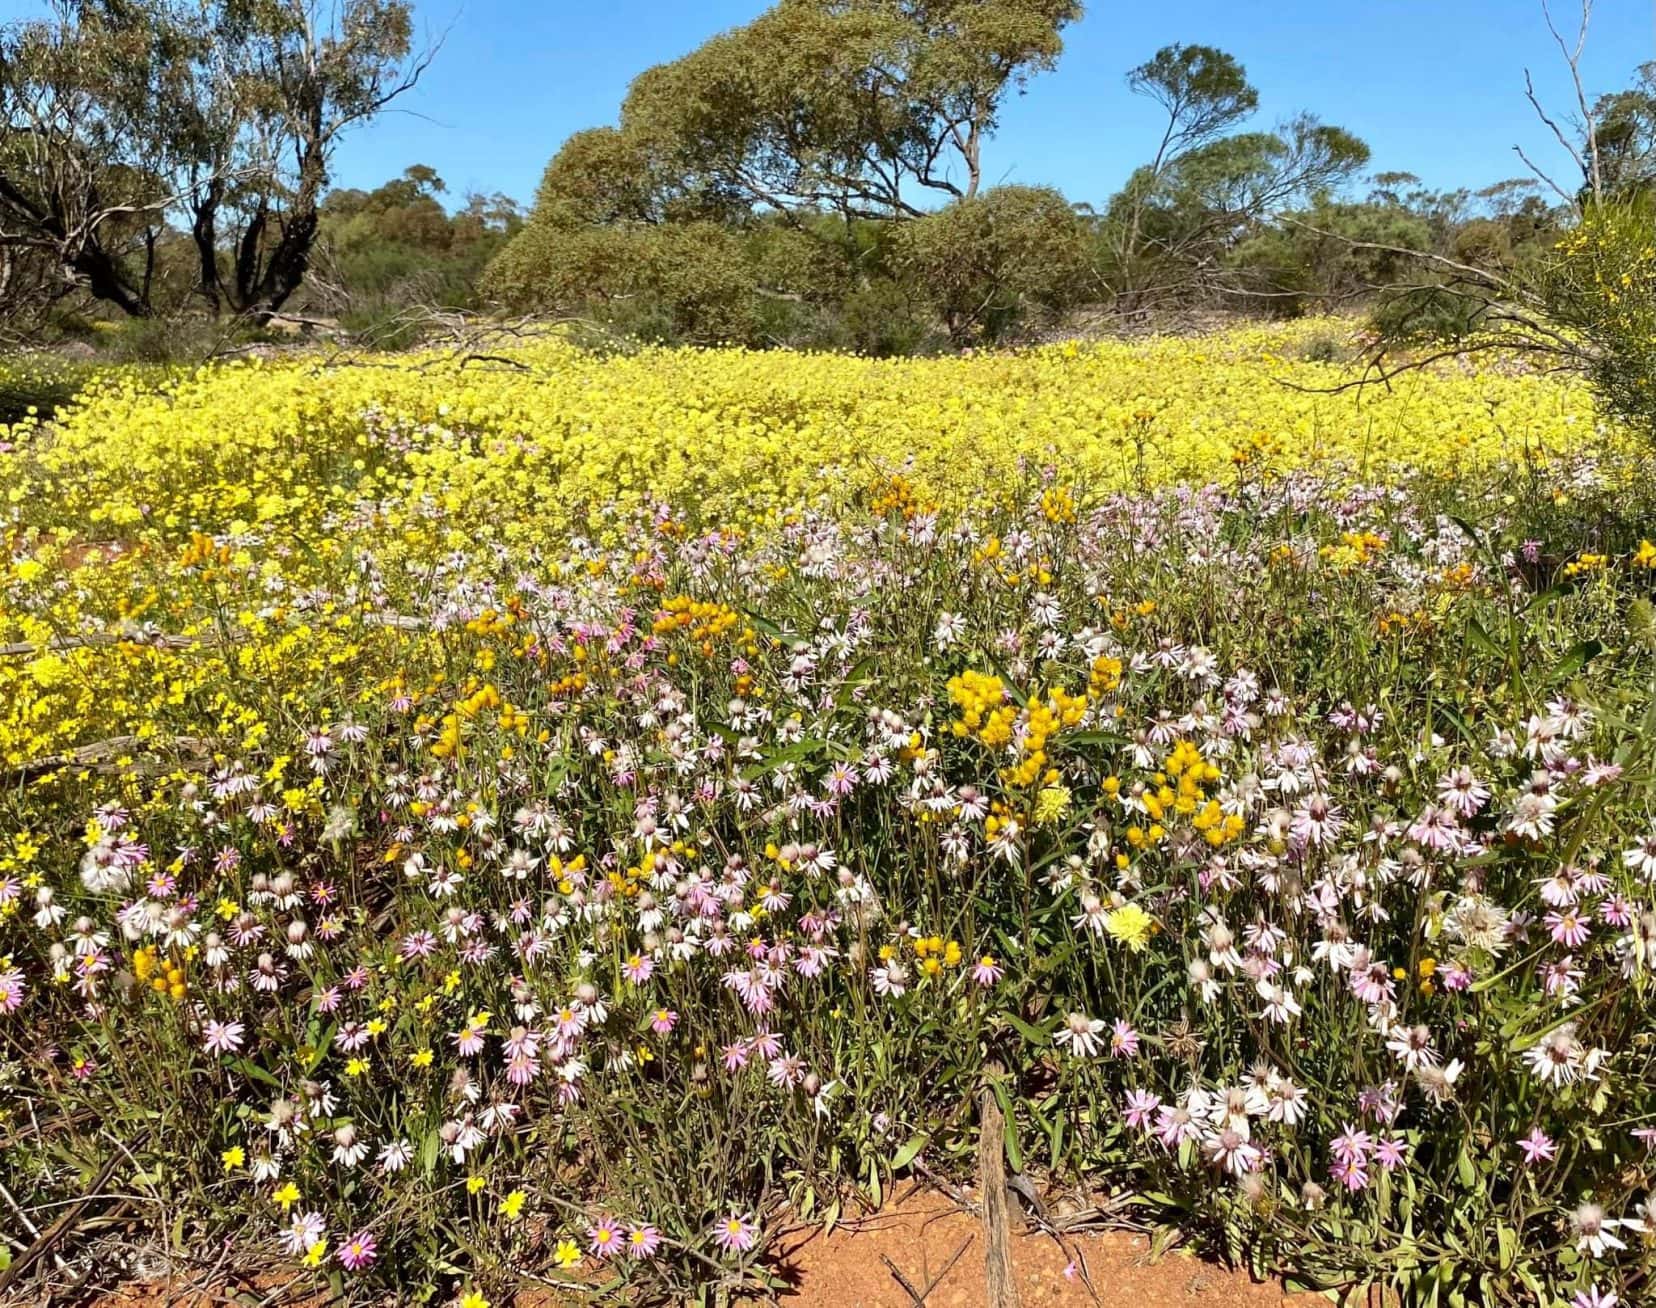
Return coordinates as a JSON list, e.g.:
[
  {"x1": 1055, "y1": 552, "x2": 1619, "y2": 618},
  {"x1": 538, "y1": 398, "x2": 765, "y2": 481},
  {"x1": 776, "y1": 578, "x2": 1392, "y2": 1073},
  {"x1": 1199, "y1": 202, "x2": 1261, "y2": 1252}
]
[
  {"x1": 882, "y1": 1235, "x2": 974, "y2": 1307},
  {"x1": 7, "y1": 734, "x2": 212, "y2": 782},
  {"x1": 0, "y1": 1154, "x2": 120, "y2": 1294},
  {"x1": 1, "y1": 611, "x2": 428, "y2": 658}
]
